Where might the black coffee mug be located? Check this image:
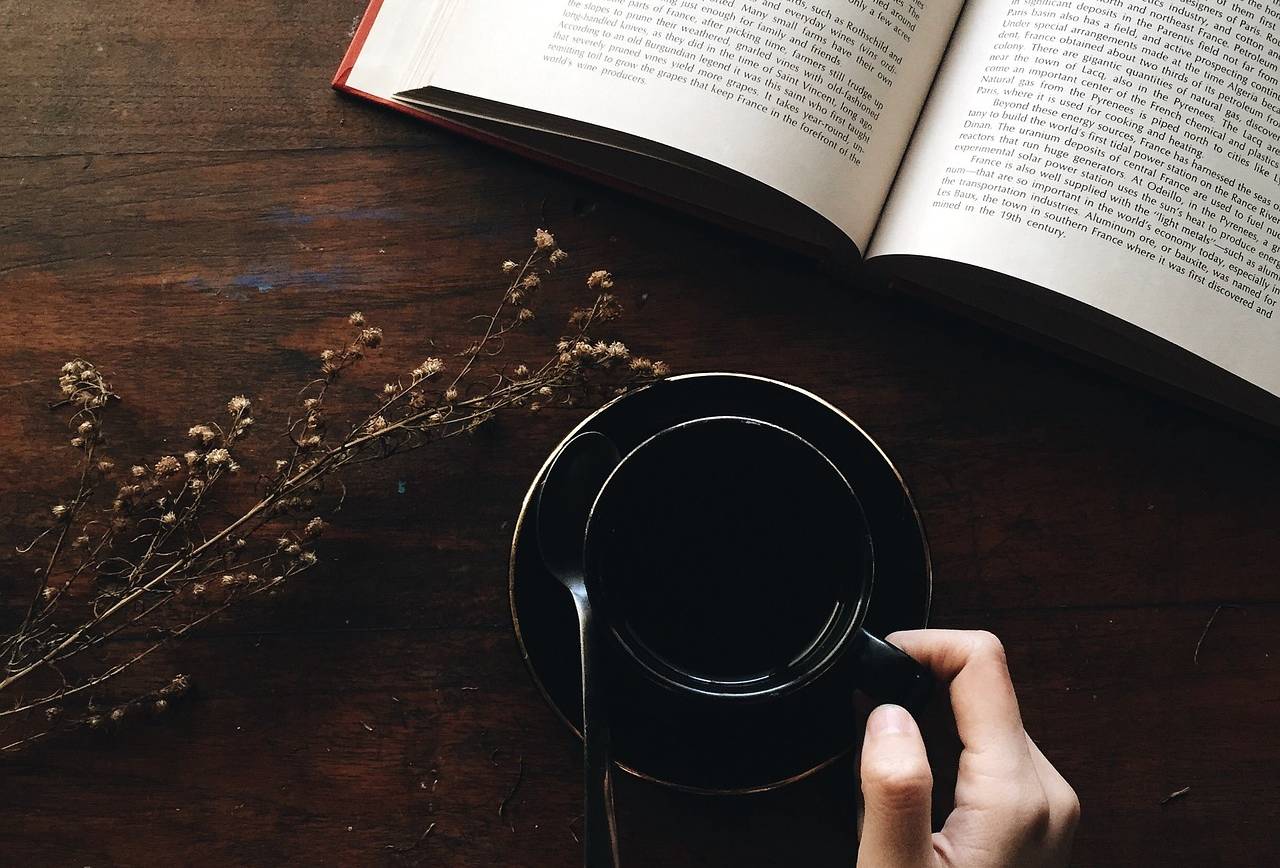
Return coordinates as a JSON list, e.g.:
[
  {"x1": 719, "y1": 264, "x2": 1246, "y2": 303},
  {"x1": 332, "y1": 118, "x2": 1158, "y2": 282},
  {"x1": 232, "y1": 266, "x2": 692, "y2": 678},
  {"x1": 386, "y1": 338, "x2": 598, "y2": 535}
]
[{"x1": 583, "y1": 416, "x2": 933, "y2": 708}]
